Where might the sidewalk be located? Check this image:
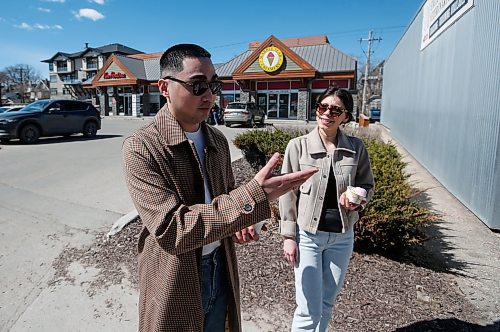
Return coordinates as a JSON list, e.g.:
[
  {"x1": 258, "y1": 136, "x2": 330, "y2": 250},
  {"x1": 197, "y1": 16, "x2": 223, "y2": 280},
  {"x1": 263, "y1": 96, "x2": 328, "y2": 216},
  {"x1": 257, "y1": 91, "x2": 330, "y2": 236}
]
[{"x1": 377, "y1": 123, "x2": 500, "y2": 324}]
